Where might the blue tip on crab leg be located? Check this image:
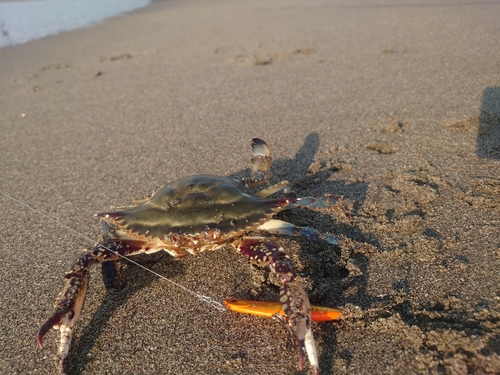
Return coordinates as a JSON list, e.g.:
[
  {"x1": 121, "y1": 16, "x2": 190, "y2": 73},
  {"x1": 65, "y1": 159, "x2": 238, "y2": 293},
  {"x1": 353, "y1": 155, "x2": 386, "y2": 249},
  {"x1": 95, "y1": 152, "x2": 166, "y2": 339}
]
[{"x1": 258, "y1": 219, "x2": 341, "y2": 246}]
